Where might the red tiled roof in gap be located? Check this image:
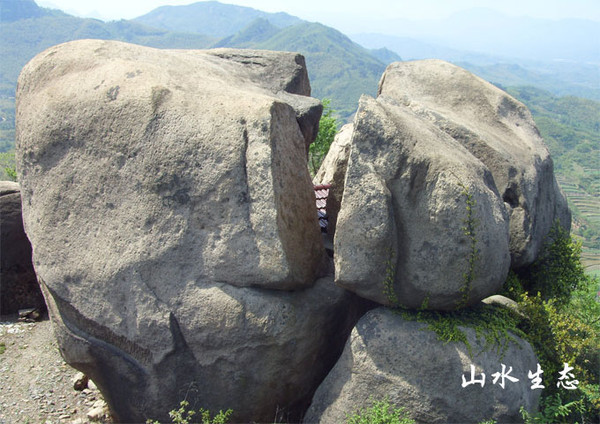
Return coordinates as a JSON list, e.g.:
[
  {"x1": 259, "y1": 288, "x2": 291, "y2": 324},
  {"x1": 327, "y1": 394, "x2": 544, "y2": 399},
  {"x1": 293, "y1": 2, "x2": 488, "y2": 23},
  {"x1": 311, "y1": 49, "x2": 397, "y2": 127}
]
[{"x1": 314, "y1": 184, "x2": 331, "y2": 232}]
